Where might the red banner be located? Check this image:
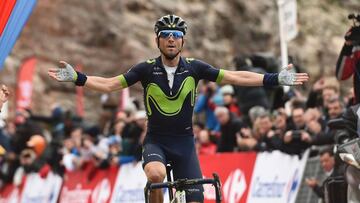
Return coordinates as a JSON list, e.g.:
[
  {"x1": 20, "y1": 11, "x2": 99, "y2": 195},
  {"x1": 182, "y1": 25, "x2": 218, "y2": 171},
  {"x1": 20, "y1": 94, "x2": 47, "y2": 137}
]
[
  {"x1": 0, "y1": 0, "x2": 16, "y2": 36},
  {"x1": 0, "y1": 183, "x2": 22, "y2": 203},
  {"x1": 16, "y1": 57, "x2": 37, "y2": 110},
  {"x1": 59, "y1": 162, "x2": 119, "y2": 203},
  {"x1": 199, "y1": 152, "x2": 257, "y2": 203}
]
